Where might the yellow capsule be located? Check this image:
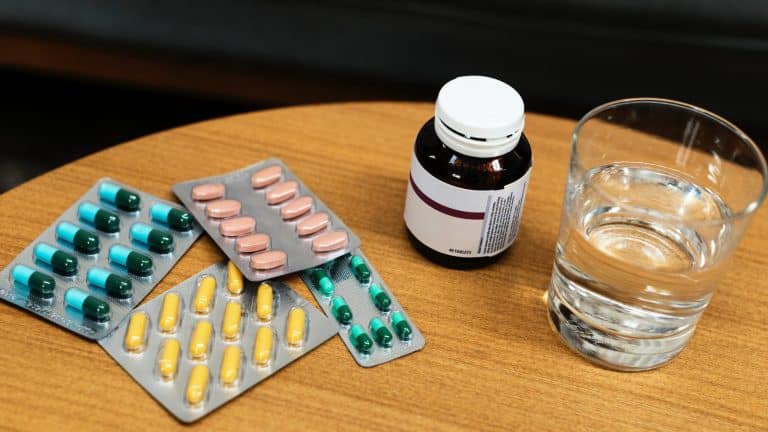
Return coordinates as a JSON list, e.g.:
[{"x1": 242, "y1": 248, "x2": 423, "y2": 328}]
[
  {"x1": 226, "y1": 261, "x2": 243, "y2": 295},
  {"x1": 221, "y1": 301, "x2": 242, "y2": 340},
  {"x1": 124, "y1": 312, "x2": 148, "y2": 352},
  {"x1": 193, "y1": 276, "x2": 216, "y2": 314},
  {"x1": 189, "y1": 320, "x2": 213, "y2": 360},
  {"x1": 253, "y1": 326, "x2": 274, "y2": 367},
  {"x1": 186, "y1": 365, "x2": 209, "y2": 406},
  {"x1": 219, "y1": 345, "x2": 242, "y2": 386},
  {"x1": 158, "y1": 292, "x2": 180, "y2": 333},
  {"x1": 158, "y1": 339, "x2": 180, "y2": 381},
  {"x1": 286, "y1": 307, "x2": 306, "y2": 347},
  {"x1": 256, "y1": 282, "x2": 273, "y2": 321}
]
